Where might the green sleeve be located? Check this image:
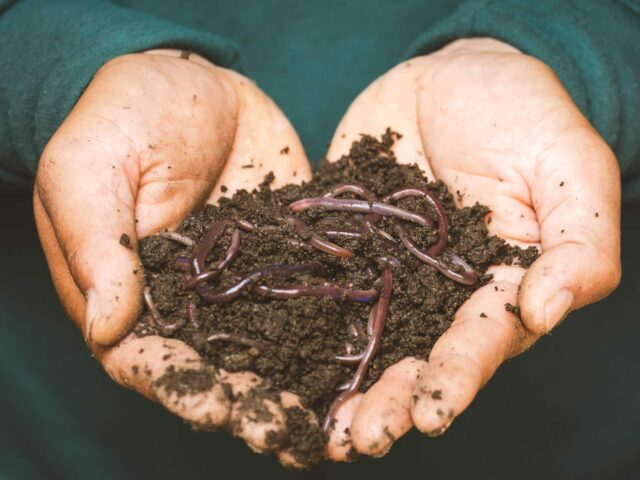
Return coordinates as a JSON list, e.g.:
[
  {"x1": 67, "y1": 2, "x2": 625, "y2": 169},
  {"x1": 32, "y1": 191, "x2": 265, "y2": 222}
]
[
  {"x1": 0, "y1": 0, "x2": 238, "y2": 192},
  {"x1": 406, "y1": 0, "x2": 640, "y2": 199}
]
